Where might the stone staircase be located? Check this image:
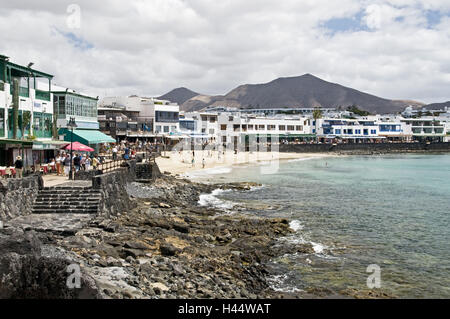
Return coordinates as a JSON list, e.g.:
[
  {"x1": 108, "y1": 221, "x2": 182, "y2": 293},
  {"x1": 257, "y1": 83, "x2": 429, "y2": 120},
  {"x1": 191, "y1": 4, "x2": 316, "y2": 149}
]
[{"x1": 32, "y1": 186, "x2": 102, "y2": 215}]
